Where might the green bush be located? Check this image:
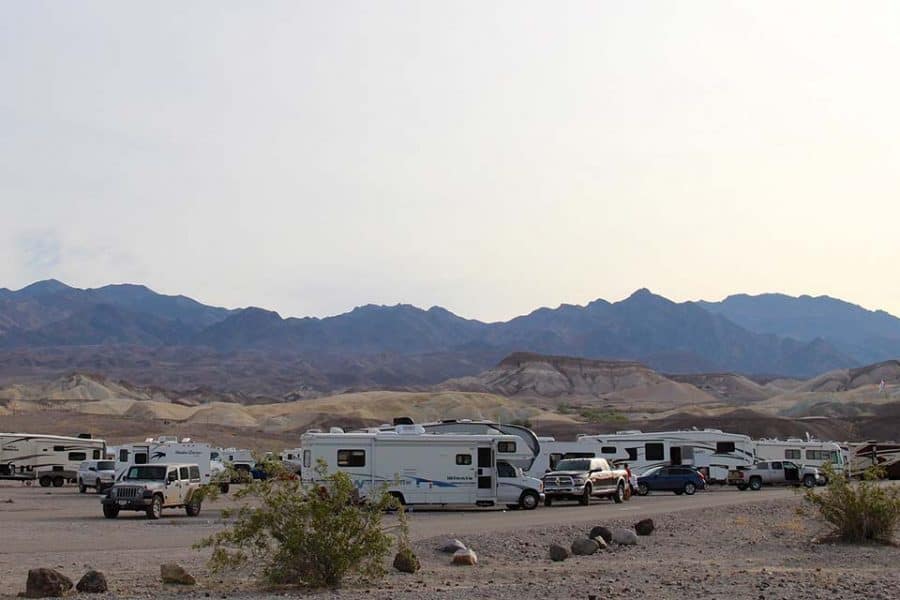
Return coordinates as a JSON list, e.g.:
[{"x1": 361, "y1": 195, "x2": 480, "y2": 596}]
[
  {"x1": 196, "y1": 460, "x2": 402, "y2": 588},
  {"x1": 578, "y1": 407, "x2": 627, "y2": 424},
  {"x1": 804, "y1": 463, "x2": 900, "y2": 543}
]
